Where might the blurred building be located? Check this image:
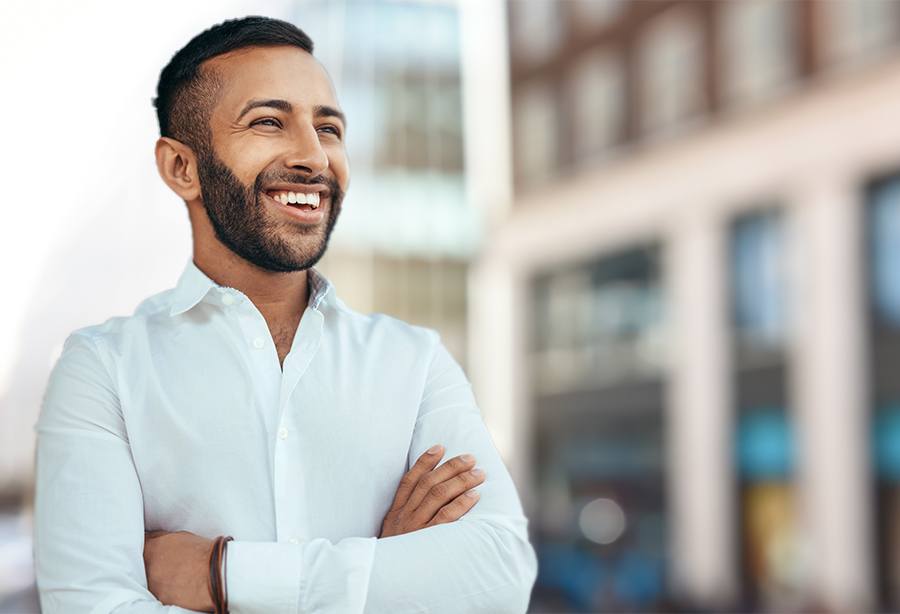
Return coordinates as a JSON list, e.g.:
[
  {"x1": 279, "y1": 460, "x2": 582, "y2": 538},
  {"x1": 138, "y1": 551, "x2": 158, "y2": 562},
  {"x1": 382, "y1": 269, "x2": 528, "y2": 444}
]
[
  {"x1": 467, "y1": 0, "x2": 900, "y2": 611},
  {"x1": 294, "y1": 0, "x2": 477, "y2": 365}
]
